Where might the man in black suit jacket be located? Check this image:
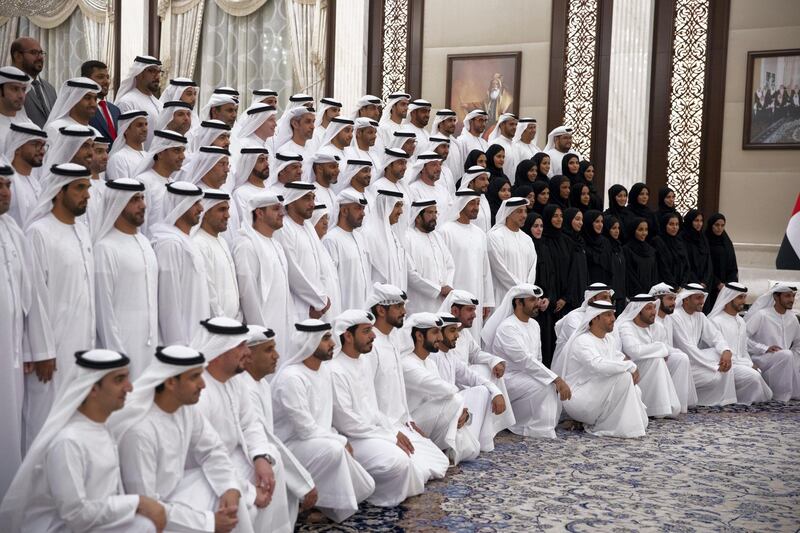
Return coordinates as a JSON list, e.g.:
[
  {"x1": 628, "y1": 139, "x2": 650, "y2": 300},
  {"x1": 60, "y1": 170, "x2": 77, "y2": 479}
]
[
  {"x1": 82, "y1": 60, "x2": 120, "y2": 141},
  {"x1": 11, "y1": 37, "x2": 56, "y2": 128}
]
